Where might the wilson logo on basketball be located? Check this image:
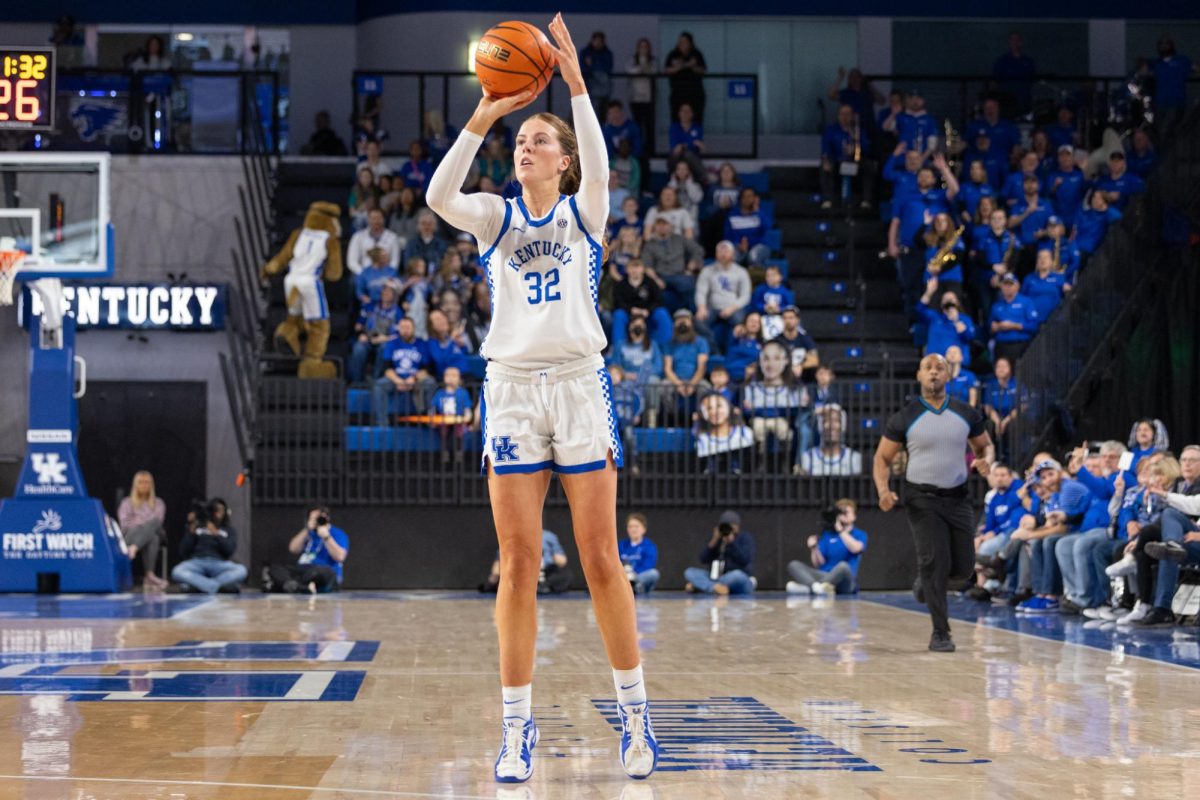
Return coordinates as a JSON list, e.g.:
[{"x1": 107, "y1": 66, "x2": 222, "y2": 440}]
[{"x1": 477, "y1": 42, "x2": 511, "y2": 63}]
